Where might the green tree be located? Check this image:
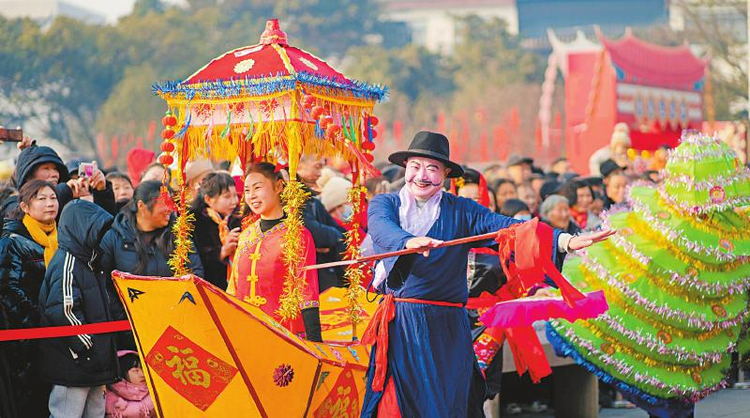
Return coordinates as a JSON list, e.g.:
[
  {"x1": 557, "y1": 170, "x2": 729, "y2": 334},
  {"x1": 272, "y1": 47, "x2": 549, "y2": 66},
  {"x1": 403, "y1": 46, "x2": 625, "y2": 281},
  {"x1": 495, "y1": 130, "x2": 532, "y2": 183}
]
[
  {"x1": 0, "y1": 16, "x2": 126, "y2": 153},
  {"x1": 133, "y1": 0, "x2": 165, "y2": 17}
]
